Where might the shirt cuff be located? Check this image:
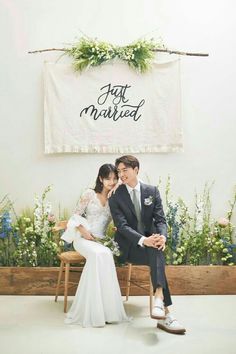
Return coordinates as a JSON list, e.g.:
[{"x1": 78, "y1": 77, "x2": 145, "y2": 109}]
[{"x1": 138, "y1": 236, "x2": 146, "y2": 247}]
